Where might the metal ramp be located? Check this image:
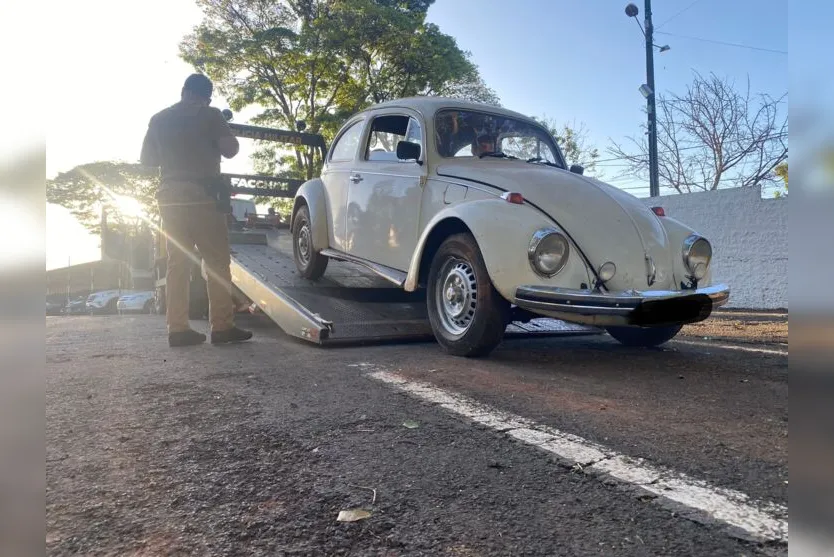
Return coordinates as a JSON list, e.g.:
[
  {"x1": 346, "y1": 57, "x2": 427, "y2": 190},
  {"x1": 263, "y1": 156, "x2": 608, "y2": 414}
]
[{"x1": 228, "y1": 229, "x2": 597, "y2": 346}]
